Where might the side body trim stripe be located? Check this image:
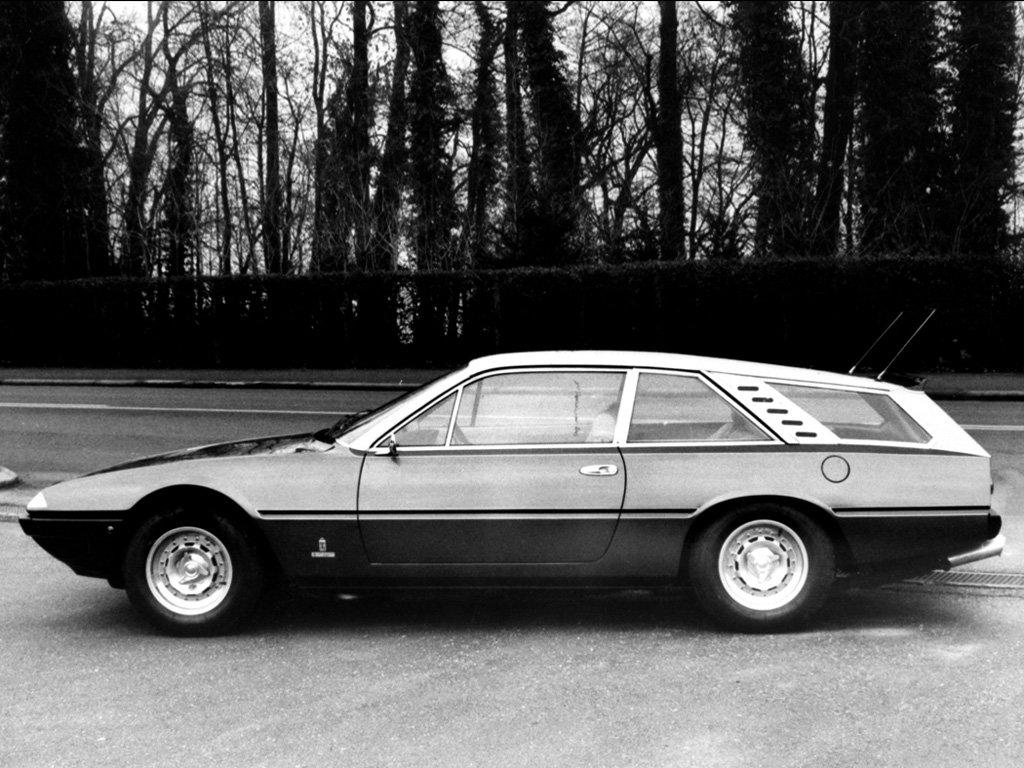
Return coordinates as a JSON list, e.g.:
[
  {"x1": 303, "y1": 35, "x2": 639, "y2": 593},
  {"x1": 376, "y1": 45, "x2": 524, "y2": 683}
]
[{"x1": 255, "y1": 506, "x2": 991, "y2": 521}]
